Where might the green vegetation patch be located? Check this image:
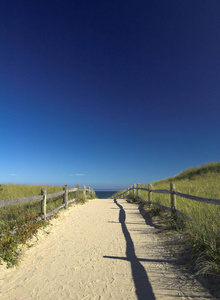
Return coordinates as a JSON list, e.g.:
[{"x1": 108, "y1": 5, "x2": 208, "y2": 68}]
[
  {"x1": 115, "y1": 162, "x2": 220, "y2": 277},
  {"x1": 0, "y1": 184, "x2": 95, "y2": 267}
]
